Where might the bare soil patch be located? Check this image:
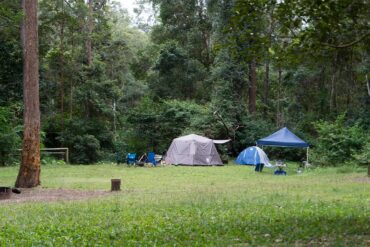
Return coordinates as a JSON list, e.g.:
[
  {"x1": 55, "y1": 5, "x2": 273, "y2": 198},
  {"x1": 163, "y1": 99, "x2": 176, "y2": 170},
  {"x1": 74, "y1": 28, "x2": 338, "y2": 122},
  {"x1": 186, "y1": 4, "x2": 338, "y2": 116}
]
[
  {"x1": 0, "y1": 188, "x2": 112, "y2": 204},
  {"x1": 353, "y1": 176, "x2": 370, "y2": 183}
]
